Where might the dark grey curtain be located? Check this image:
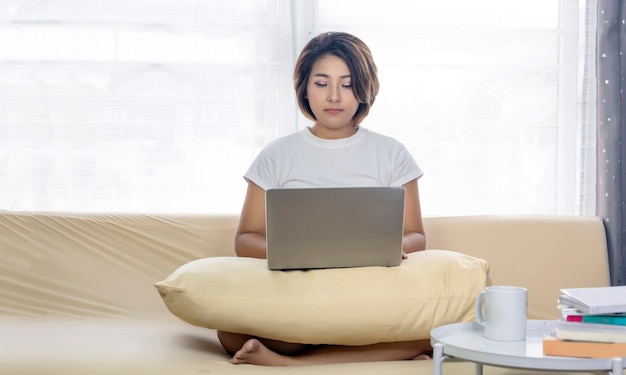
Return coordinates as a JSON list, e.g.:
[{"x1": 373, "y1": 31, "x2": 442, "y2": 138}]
[{"x1": 597, "y1": 0, "x2": 626, "y2": 285}]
